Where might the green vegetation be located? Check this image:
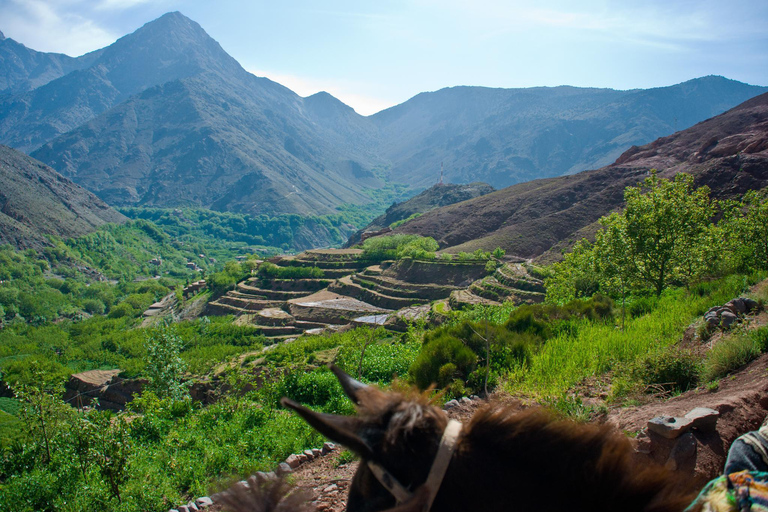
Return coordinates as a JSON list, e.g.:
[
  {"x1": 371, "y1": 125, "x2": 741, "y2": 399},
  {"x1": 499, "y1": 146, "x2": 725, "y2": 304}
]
[
  {"x1": 390, "y1": 212, "x2": 423, "y2": 229},
  {"x1": 2, "y1": 173, "x2": 768, "y2": 511},
  {"x1": 257, "y1": 262, "x2": 324, "y2": 280},
  {"x1": 360, "y1": 234, "x2": 440, "y2": 261}
]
